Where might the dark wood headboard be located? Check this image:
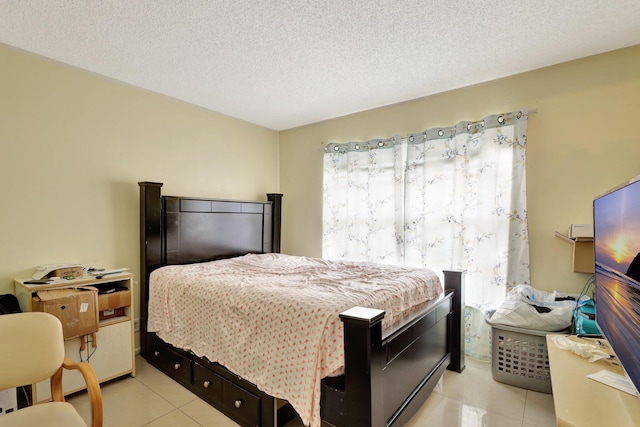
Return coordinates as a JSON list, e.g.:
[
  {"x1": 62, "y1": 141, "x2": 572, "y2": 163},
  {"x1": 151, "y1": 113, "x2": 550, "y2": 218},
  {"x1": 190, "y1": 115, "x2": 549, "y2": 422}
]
[{"x1": 138, "y1": 181, "x2": 283, "y2": 355}]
